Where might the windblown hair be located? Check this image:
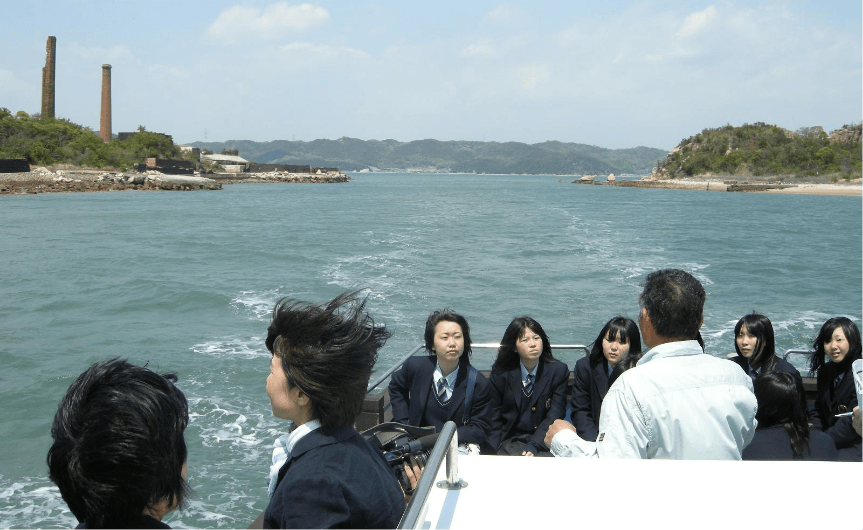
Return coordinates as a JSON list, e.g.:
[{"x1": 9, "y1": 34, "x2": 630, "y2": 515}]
[
  {"x1": 266, "y1": 290, "x2": 392, "y2": 428},
  {"x1": 639, "y1": 269, "x2": 705, "y2": 340},
  {"x1": 588, "y1": 316, "x2": 642, "y2": 370},
  {"x1": 808, "y1": 317, "x2": 862, "y2": 377},
  {"x1": 47, "y1": 358, "x2": 190, "y2": 529},
  {"x1": 491, "y1": 316, "x2": 555, "y2": 373},
  {"x1": 753, "y1": 371, "x2": 811, "y2": 459},
  {"x1": 734, "y1": 313, "x2": 777, "y2": 372},
  {"x1": 423, "y1": 309, "x2": 473, "y2": 363}
]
